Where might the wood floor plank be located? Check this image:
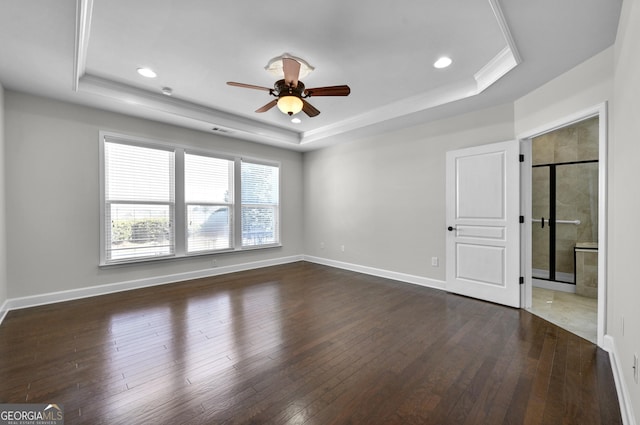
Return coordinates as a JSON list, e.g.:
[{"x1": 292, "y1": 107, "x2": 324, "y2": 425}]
[{"x1": 0, "y1": 262, "x2": 622, "y2": 424}]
